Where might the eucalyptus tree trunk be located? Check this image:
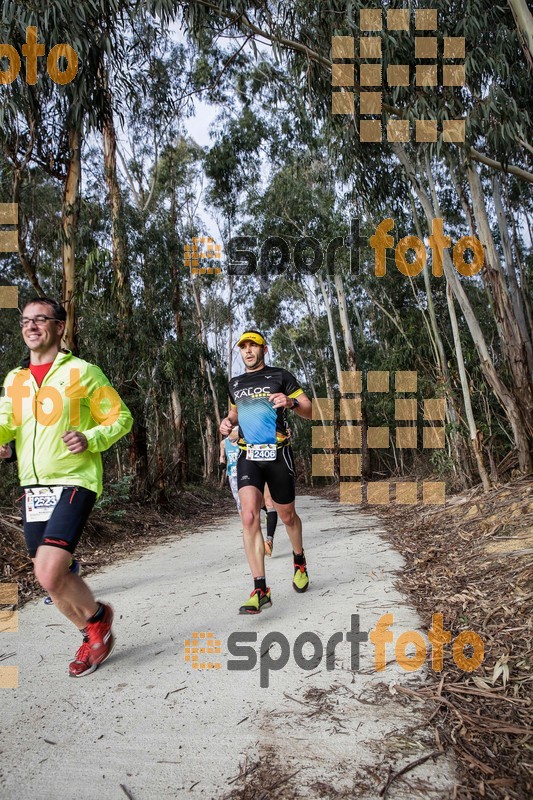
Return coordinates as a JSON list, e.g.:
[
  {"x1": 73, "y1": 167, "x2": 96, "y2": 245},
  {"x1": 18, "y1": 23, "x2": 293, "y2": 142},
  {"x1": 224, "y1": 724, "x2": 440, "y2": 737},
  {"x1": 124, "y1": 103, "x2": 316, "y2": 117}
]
[
  {"x1": 203, "y1": 414, "x2": 215, "y2": 481},
  {"x1": 228, "y1": 273, "x2": 234, "y2": 381},
  {"x1": 421, "y1": 162, "x2": 478, "y2": 486},
  {"x1": 507, "y1": 0, "x2": 533, "y2": 67},
  {"x1": 332, "y1": 268, "x2": 371, "y2": 473},
  {"x1": 317, "y1": 273, "x2": 343, "y2": 388},
  {"x1": 468, "y1": 166, "x2": 533, "y2": 432},
  {"x1": 102, "y1": 96, "x2": 151, "y2": 499},
  {"x1": 410, "y1": 191, "x2": 452, "y2": 379},
  {"x1": 191, "y1": 278, "x2": 219, "y2": 479},
  {"x1": 394, "y1": 143, "x2": 532, "y2": 472},
  {"x1": 148, "y1": 367, "x2": 167, "y2": 504},
  {"x1": 103, "y1": 103, "x2": 130, "y2": 314},
  {"x1": 290, "y1": 338, "x2": 320, "y2": 409},
  {"x1": 333, "y1": 270, "x2": 357, "y2": 370},
  {"x1": 300, "y1": 275, "x2": 334, "y2": 397},
  {"x1": 191, "y1": 279, "x2": 221, "y2": 429},
  {"x1": 509, "y1": 208, "x2": 533, "y2": 340},
  {"x1": 316, "y1": 273, "x2": 346, "y2": 480},
  {"x1": 227, "y1": 217, "x2": 234, "y2": 382},
  {"x1": 522, "y1": 198, "x2": 533, "y2": 247},
  {"x1": 492, "y1": 175, "x2": 533, "y2": 374},
  {"x1": 128, "y1": 415, "x2": 149, "y2": 499},
  {"x1": 353, "y1": 303, "x2": 364, "y2": 343},
  {"x1": 447, "y1": 163, "x2": 476, "y2": 236},
  {"x1": 170, "y1": 387, "x2": 189, "y2": 483},
  {"x1": 446, "y1": 284, "x2": 491, "y2": 491},
  {"x1": 169, "y1": 173, "x2": 188, "y2": 483},
  {"x1": 12, "y1": 148, "x2": 44, "y2": 296},
  {"x1": 61, "y1": 126, "x2": 81, "y2": 352},
  {"x1": 198, "y1": 410, "x2": 208, "y2": 477},
  {"x1": 288, "y1": 336, "x2": 329, "y2": 430}
]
